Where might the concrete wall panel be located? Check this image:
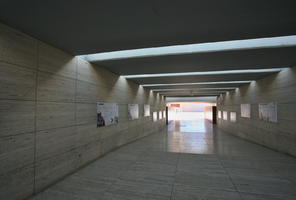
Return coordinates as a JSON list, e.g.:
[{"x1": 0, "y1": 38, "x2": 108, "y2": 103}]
[
  {"x1": 75, "y1": 103, "x2": 97, "y2": 125},
  {"x1": 37, "y1": 72, "x2": 75, "y2": 102},
  {"x1": 217, "y1": 67, "x2": 296, "y2": 157},
  {"x1": 36, "y1": 102, "x2": 75, "y2": 131},
  {"x1": 0, "y1": 62, "x2": 36, "y2": 100},
  {"x1": 0, "y1": 100, "x2": 35, "y2": 137},
  {"x1": 36, "y1": 126, "x2": 77, "y2": 161},
  {"x1": 0, "y1": 164, "x2": 34, "y2": 200},
  {"x1": 0, "y1": 23, "x2": 166, "y2": 200},
  {"x1": 38, "y1": 42, "x2": 77, "y2": 79},
  {"x1": 0, "y1": 24, "x2": 37, "y2": 69},
  {"x1": 0, "y1": 133, "x2": 34, "y2": 174}
]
